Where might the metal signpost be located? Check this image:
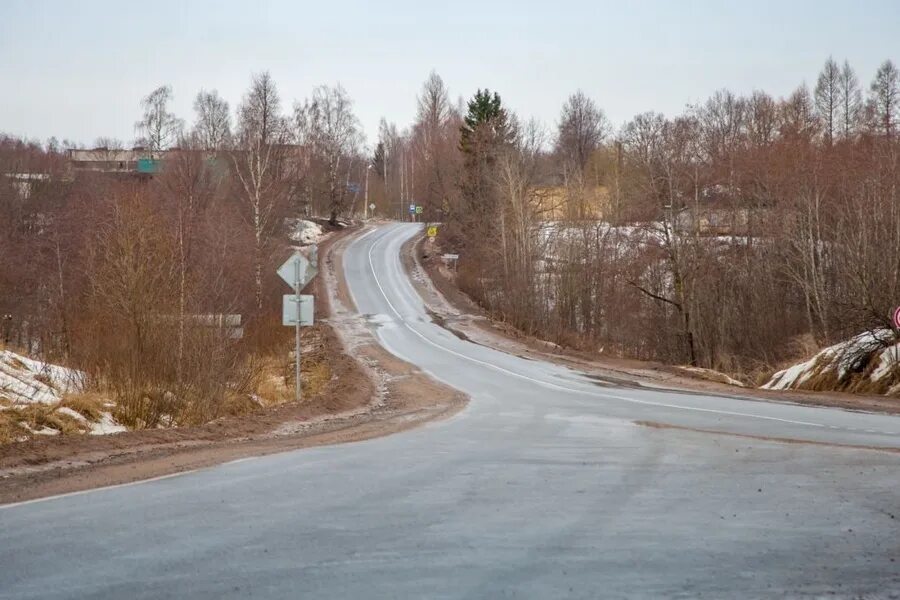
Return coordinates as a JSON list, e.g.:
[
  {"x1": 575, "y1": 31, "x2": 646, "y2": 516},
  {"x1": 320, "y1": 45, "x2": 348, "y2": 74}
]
[
  {"x1": 442, "y1": 253, "x2": 460, "y2": 271},
  {"x1": 278, "y1": 246, "x2": 318, "y2": 402}
]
